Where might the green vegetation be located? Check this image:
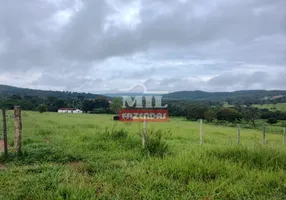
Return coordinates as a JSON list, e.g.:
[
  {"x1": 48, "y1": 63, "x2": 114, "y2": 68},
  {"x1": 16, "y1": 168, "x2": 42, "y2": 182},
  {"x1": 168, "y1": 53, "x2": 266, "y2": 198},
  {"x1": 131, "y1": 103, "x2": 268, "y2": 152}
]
[
  {"x1": 253, "y1": 103, "x2": 286, "y2": 112},
  {"x1": 0, "y1": 84, "x2": 102, "y2": 99},
  {"x1": 163, "y1": 90, "x2": 286, "y2": 103},
  {"x1": 37, "y1": 104, "x2": 48, "y2": 113},
  {"x1": 109, "y1": 97, "x2": 122, "y2": 114},
  {"x1": 0, "y1": 112, "x2": 286, "y2": 199}
]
